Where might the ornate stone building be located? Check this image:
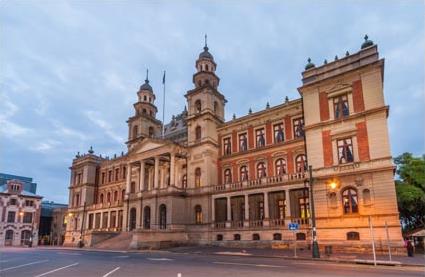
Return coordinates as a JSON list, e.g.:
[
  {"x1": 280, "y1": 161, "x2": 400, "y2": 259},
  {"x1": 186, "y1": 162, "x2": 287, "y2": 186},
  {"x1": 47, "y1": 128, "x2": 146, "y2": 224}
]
[{"x1": 65, "y1": 37, "x2": 403, "y2": 253}]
